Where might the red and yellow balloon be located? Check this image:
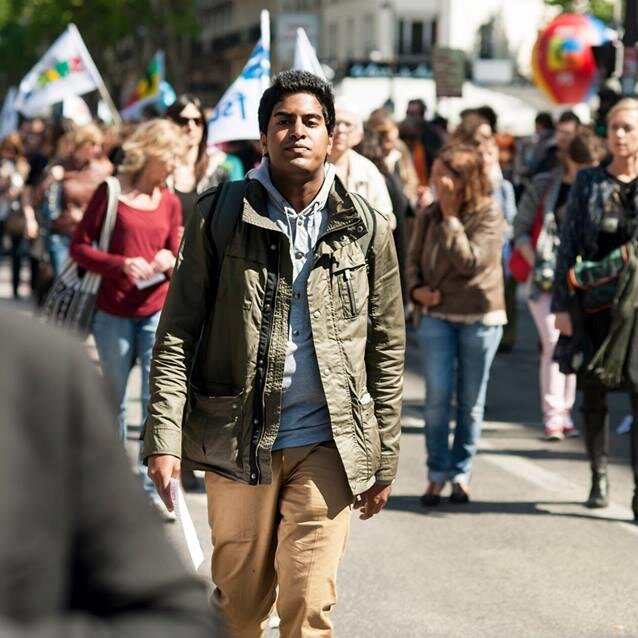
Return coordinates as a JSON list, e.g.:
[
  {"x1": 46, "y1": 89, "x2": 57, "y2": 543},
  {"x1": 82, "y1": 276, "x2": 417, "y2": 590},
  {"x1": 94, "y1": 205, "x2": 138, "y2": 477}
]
[{"x1": 532, "y1": 13, "x2": 607, "y2": 104}]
